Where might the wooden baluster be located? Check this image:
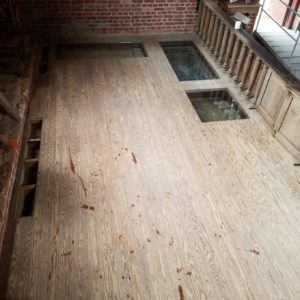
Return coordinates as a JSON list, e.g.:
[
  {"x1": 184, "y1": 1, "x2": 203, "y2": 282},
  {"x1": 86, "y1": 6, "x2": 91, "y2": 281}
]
[
  {"x1": 223, "y1": 32, "x2": 235, "y2": 70},
  {"x1": 218, "y1": 26, "x2": 229, "y2": 64},
  {"x1": 198, "y1": 4, "x2": 207, "y2": 37},
  {"x1": 228, "y1": 38, "x2": 241, "y2": 76},
  {"x1": 202, "y1": 9, "x2": 212, "y2": 43},
  {"x1": 234, "y1": 43, "x2": 247, "y2": 83},
  {"x1": 214, "y1": 22, "x2": 224, "y2": 58},
  {"x1": 245, "y1": 56, "x2": 261, "y2": 97},
  {"x1": 206, "y1": 14, "x2": 215, "y2": 48},
  {"x1": 210, "y1": 17, "x2": 220, "y2": 52},
  {"x1": 239, "y1": 50, "x2": 254, "y2": 89},
  {"x1": 253, "y1": 64, "x2": 269, "y2": 105},
  {"x1": 196, "y1": 2, "x2": 204, "y2": 33}
]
